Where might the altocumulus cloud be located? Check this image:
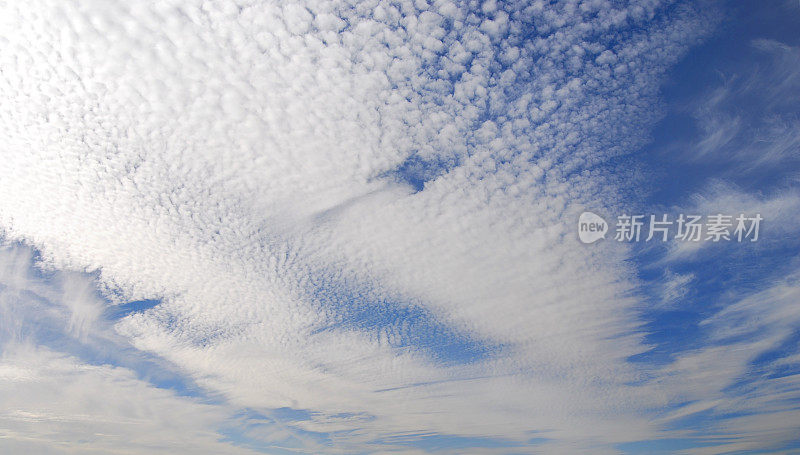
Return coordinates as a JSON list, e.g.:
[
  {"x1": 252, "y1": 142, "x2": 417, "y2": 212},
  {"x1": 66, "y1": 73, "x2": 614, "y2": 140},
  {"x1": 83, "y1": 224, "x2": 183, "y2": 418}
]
[
  {"x1": 0, "y1": 0, "x2": 798, "y2": 453},
  {"x1": 0, "y1": 245, "x2": 253, "y2": 454}
]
